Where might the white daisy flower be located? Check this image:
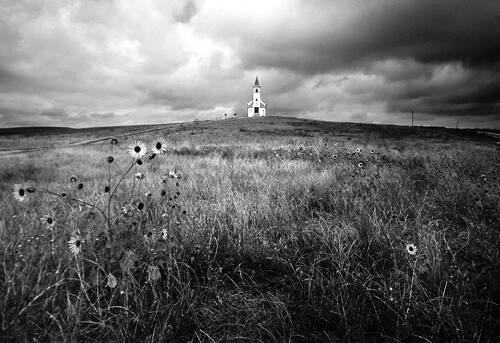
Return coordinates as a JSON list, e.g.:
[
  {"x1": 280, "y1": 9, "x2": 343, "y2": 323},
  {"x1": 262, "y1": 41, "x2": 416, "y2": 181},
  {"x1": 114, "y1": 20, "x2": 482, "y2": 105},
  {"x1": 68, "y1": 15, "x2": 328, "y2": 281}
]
[
  {"x1": 128, "y1": 140, "x2": 147, "y2": 159},
  {"x1": 68, "y1": 235, "x2": 83, "y2": 255},
  {"x1": 151, "y1": 138, "x2": 167, "y2": 154},
  {"x1": 406, "y1": 243, "x2": 417, "y2": 256},
  {"x1": 12, "y1": 184, "x2": 27, "y2": 202}
]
